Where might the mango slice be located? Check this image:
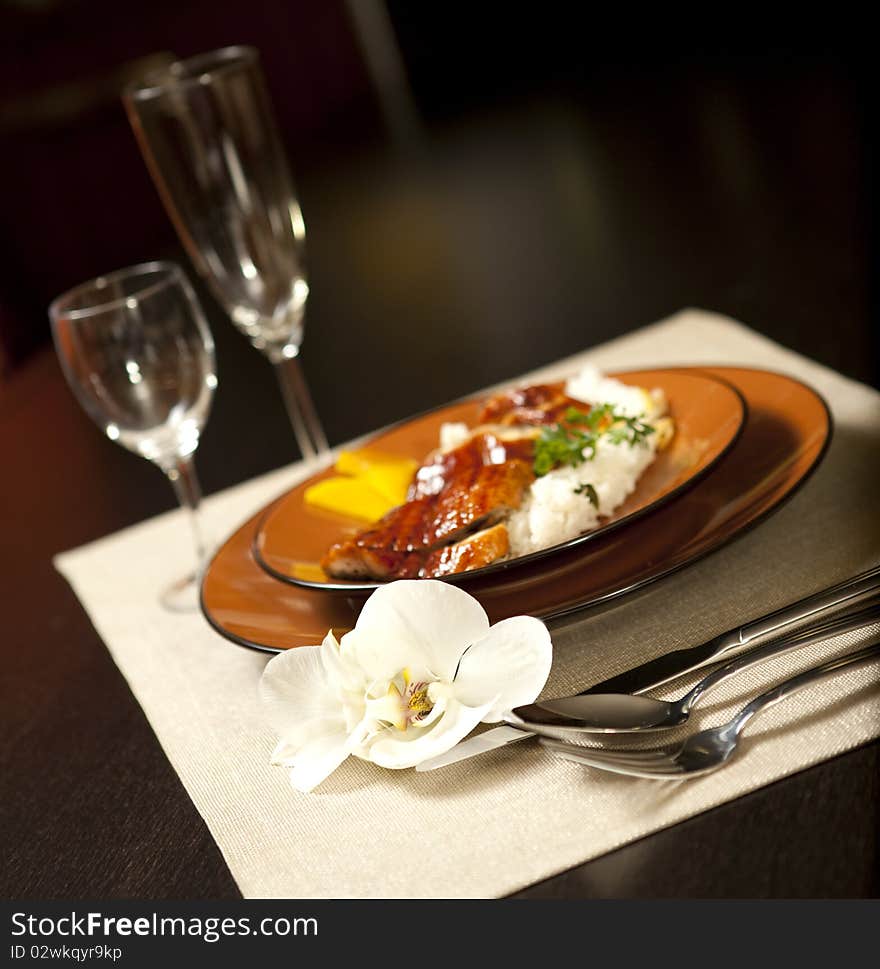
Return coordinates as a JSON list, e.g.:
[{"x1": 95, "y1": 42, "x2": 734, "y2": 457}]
[
  {"x1": 305, "y1": 448, "x2": 418, "y2": 522},
  {"x1": 304, "y1": 477, "x2": 395, "y2": 522},
  {"x1": 335, "y1": 448, "x2": 389, "y2": 477},
  {"x1": 335, "y1": 449, "x2": 418, "y2": 505}
]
